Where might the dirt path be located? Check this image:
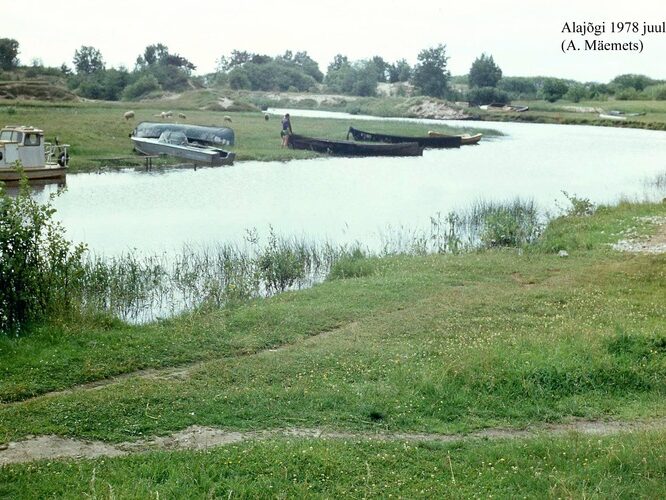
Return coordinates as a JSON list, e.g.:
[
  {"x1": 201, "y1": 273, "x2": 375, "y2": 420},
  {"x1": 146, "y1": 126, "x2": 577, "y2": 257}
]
[
  {"x1": 2, "y1": 322, "x2": 360, "y2": 407},
  {"x1": 2, "y1": 418, "x2": 665, "y2": 466}
]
